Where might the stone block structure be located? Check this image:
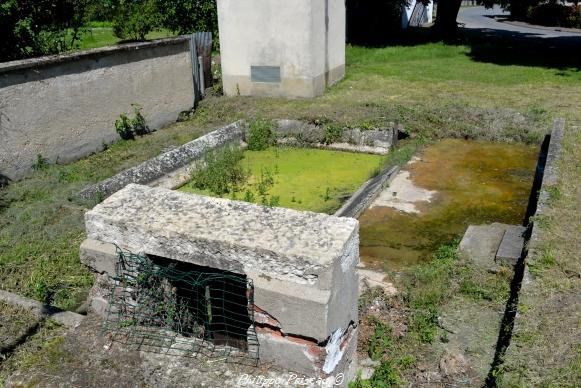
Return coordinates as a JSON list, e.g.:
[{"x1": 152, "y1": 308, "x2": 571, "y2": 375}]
[
  {"x1": 81, "y1": 184, "x2": 359, "y2": 377},
  {"x1": 217, "y1": 0, "x2": 345, "y2": 98}
]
